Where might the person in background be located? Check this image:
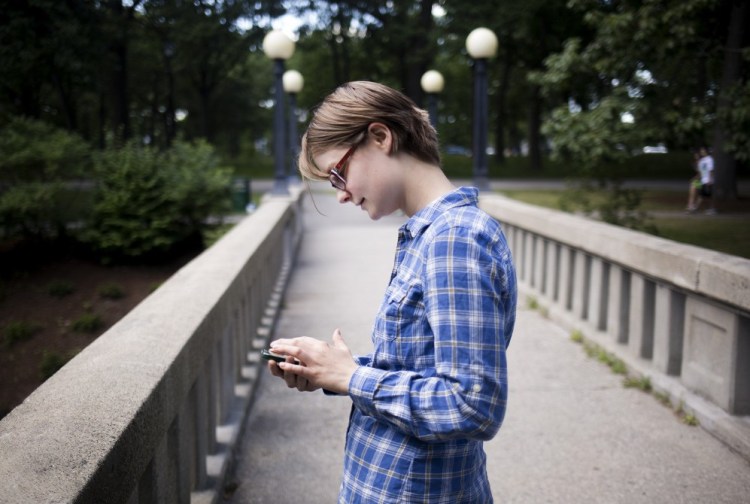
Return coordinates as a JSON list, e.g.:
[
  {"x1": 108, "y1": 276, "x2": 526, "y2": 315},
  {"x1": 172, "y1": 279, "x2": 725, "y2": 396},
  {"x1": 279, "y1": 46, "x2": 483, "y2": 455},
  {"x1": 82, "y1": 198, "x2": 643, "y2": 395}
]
[
  {"x1": 686, "y1": 147, "x2": 715, "y2": 213},
  {"x1": 266, "y1": 81, "x2": 518, "y2": 503}
]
